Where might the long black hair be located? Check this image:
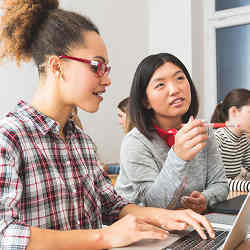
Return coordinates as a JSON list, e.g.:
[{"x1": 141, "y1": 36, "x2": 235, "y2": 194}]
[{"x1": 129, "y1": 53, "x2": 199, "y2": 140}]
